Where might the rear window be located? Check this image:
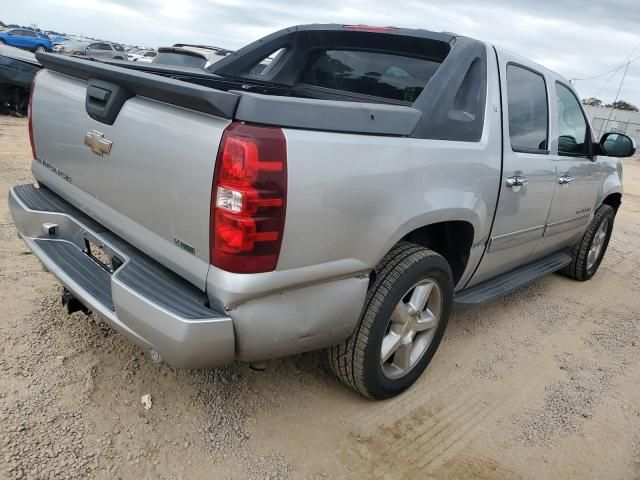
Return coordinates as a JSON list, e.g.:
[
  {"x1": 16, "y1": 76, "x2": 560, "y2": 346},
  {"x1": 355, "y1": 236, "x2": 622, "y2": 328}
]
[
  {"x1": 153, "y1": 52, "x2": 206, "y2": 68},
  {"x1": 299, "y1": 50, "x2": 441, "y2": 103}
]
